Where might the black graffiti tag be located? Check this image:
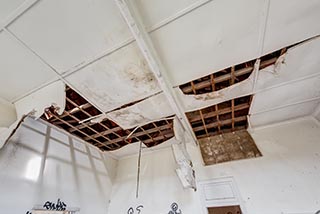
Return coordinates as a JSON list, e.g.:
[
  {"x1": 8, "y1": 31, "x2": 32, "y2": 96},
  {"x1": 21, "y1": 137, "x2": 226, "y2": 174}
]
[
  {"x1": 136, "y1": 205, "x2": 143, "y2": 214},
  {"x1": 168, "y1": 202, "x2": 182, "y2": 214},
  {"x1": 43, "y1": 198, "x2": 67, "y2": 211},
  {"x1": 127, "y1": 205, "x2": 144, "y2": 214}
]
